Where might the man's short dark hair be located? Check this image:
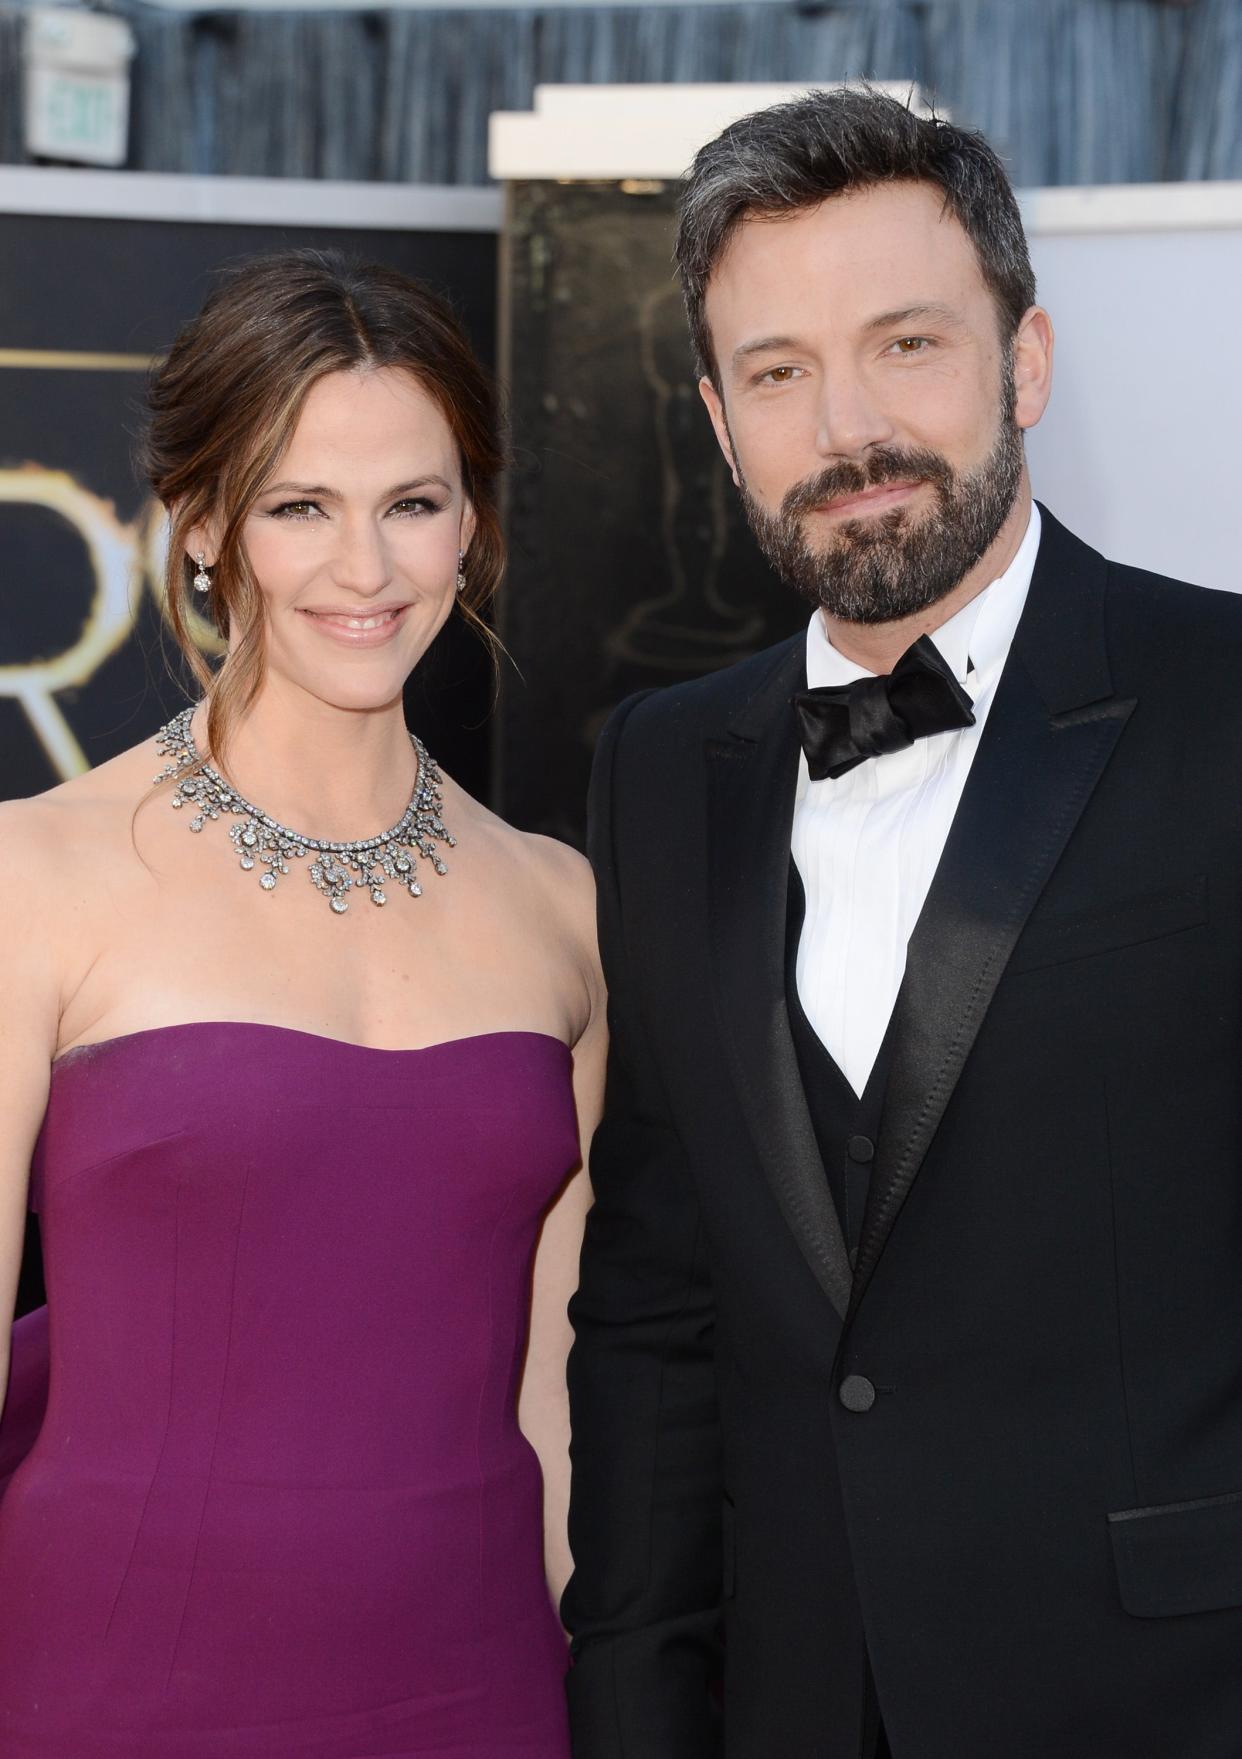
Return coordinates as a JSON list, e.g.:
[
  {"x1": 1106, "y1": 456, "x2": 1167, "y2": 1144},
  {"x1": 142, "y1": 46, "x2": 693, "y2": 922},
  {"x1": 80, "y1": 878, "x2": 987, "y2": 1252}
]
[{"x1": 675, "y1": 85, "x2": 1037, "y2": 387}]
